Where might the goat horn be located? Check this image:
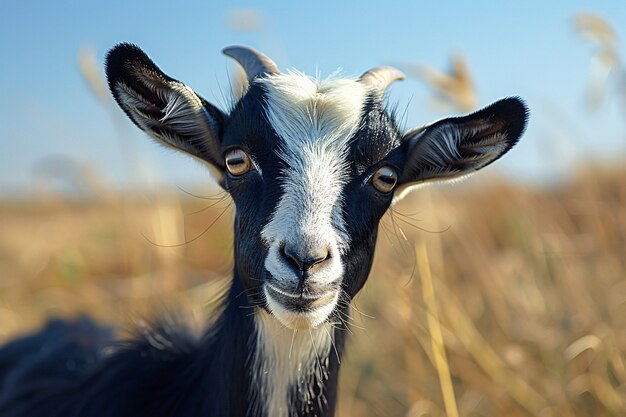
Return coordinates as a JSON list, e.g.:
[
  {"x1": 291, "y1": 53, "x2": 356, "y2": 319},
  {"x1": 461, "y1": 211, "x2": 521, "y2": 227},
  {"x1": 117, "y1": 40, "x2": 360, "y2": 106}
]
[
  {"x1": 222, "y1": 46, "x2": 280, "y2": 81},
  {"x1": 359, "y1": 66, "x2": 405, "y2": 91}
]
